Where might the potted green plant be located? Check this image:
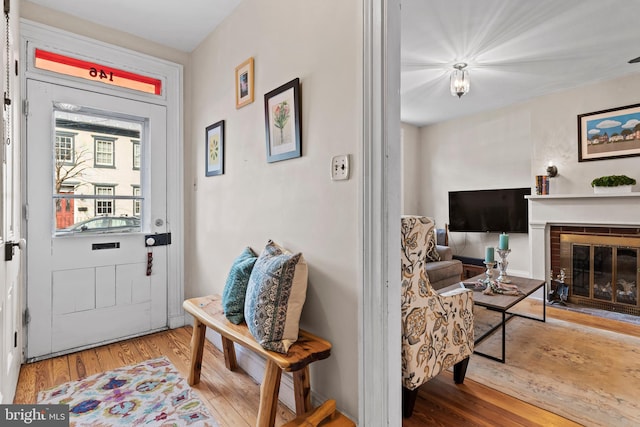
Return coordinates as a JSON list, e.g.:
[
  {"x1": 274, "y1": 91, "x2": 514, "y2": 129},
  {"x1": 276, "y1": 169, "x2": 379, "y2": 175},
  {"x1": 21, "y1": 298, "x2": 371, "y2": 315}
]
[{"x1": 590, "y1": 175, "x2": 636, "y2": 194}]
